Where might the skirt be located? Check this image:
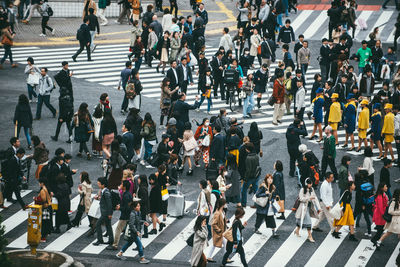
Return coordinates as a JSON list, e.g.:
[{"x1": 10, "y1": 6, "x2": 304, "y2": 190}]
[
  {"x1": 358, "y1": 129, "x2": 367, "y2": 139},
  {"x1": 108, "y1": 168, "x2": 123, "y2": 190},
  {"x1": 334, "y1": 203, "x2": 355, "y2": 226},
  {"x1": 102, "y1": 133, "x2": 115, "y2": 146},
  {"x1": 329, "y1": 122, "x2": 338, "y2": 131},
  {"x1": 265, "y1": 215, "x2": 276, "y2": 228},
  {"x1": 92, "y1": 138, "x2": 102, "y2": 152},
  {"x1": 384, "y1": 134, "x2": 394, "y2": 143},
  {"x1": 296, "y1": 208, "x2": 312, "y2": 229},
  {"x1": 161, "y1": 48, "x2": 168, "y2": 62}
]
